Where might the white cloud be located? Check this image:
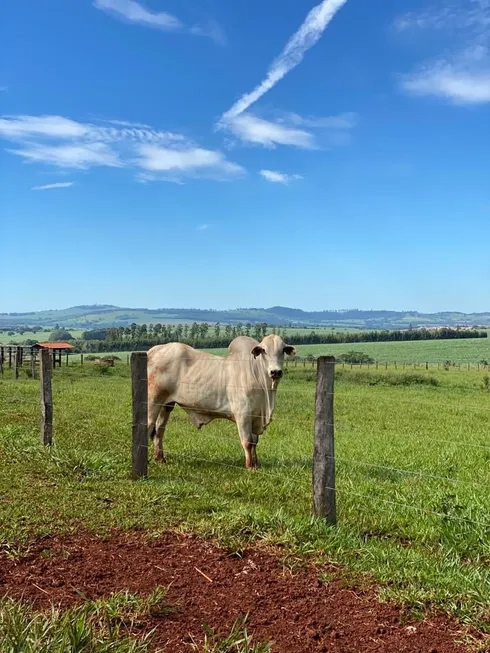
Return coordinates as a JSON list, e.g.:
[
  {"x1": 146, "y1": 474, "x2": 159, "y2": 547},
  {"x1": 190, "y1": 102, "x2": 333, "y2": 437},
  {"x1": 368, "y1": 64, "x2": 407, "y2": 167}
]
[
  {"x1": 94, "y1": 0, "x2": 182, "y2": 29},
  {"x1": 222, "y1": 110, "x2": 357, "y2": 149},
  {"x1": 396, "y1": 1, "x2": 490, "y2": 104},
  {"x1": 394, "y1": 1, "x2": 490, "y2": 36},
  {"x1": 136, "y1": 144, "x2": 245, "y2": 180},
  {"x1": 0, "y1": 113, "x2": 245, "y2": 182},
  {"x1": 259, "y1": 169, "x2": 303, "y2": 184},
  {"x1": 93, "y1": 0, "x2": 224, "y2": 43},
  {"x1": 0, "y1": 115, "x2": 89, "y2": 139},
  {"x1": 31, "y1": 182, "x2": 74, "y2": 191},
  {"x1": 219, "y1": 0, "x2": 347, "y2": 123},
  {"x1": 225, "y1": 114, "x2": 316, "y2": 149},
  {"x1": 282, "y1": 111, "x2": 358, "y2": 129},
  {"x1": 197, "y1": 224, "x2": 211, "y2": 230},
  {"x1": 10, "y1": 142, "x2": 122, "y2": 169},
  {"x1": 0, "y1": 114, "x2": 181, "y2": 145},
  {"x1": 402, "y1": 51, "x2": 490, "y2": 104}
]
